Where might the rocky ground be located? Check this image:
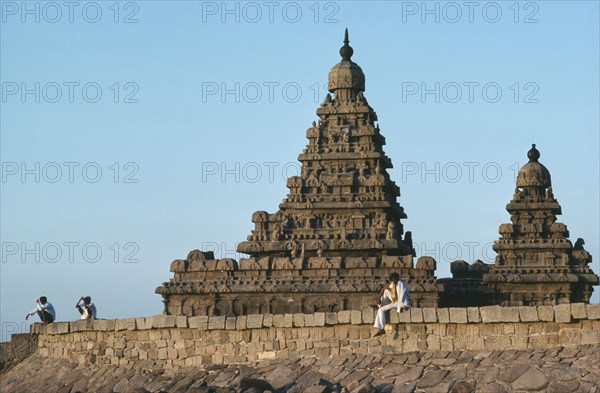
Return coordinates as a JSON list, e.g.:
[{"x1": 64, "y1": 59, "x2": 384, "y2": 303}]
[{"x1": 1, "y1": 345, "x2": 598, "y2": 393}]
